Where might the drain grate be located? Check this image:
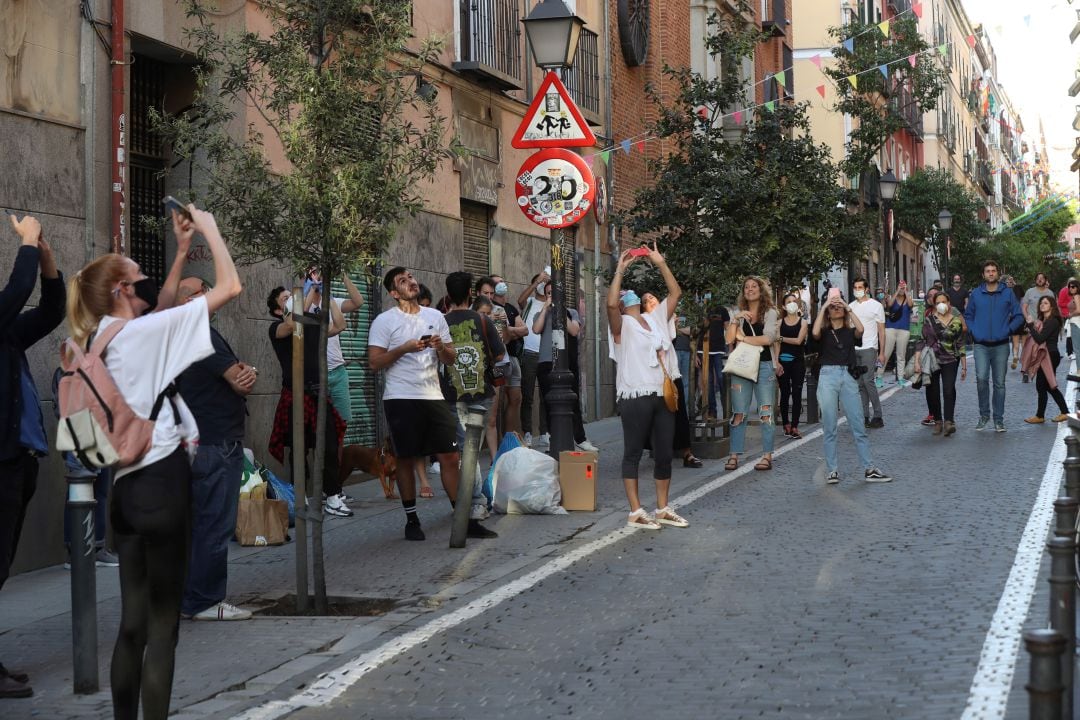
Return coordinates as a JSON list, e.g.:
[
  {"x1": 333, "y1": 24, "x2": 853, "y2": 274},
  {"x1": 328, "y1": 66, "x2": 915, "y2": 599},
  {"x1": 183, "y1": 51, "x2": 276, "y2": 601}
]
[{"x1": 250, "y1": 594, "x2": 400, "y2": 617}]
